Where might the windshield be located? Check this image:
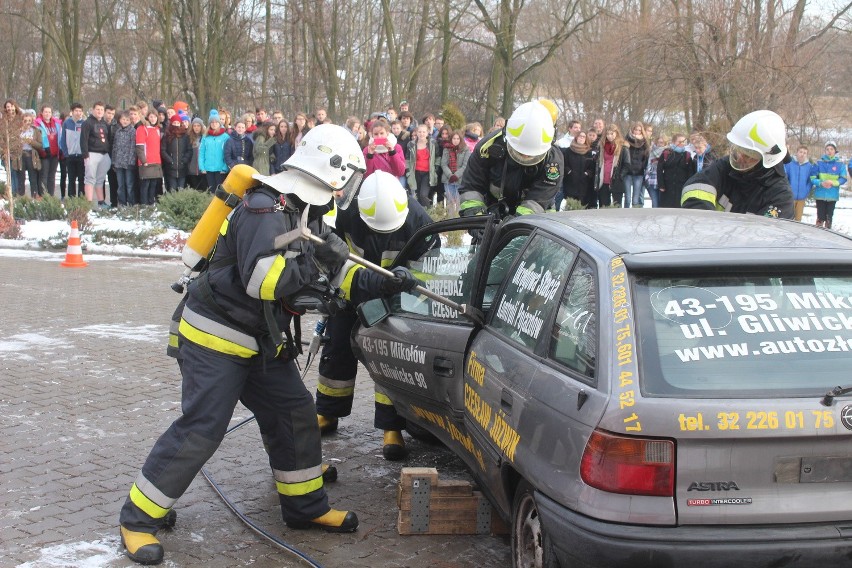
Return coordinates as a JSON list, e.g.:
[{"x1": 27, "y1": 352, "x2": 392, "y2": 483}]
[{"x1": 634, "y1": 273, "x2": 852, "y2": 397}]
